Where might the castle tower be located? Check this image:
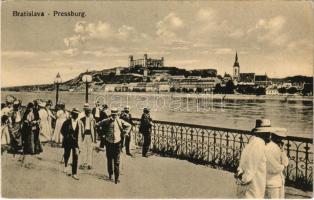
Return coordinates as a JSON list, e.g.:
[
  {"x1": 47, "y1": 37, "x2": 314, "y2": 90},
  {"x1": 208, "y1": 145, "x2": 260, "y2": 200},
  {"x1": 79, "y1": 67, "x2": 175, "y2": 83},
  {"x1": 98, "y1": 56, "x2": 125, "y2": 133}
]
[
  {"x1": 129, "y1": 55, "x2": 133, "y2": 67},
  {"x1": 144, "y1": 54, "x2": 148, "y2": 68},
  {"x1": 233, "y1": 52, "x2": 240, "y2": 81}
]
